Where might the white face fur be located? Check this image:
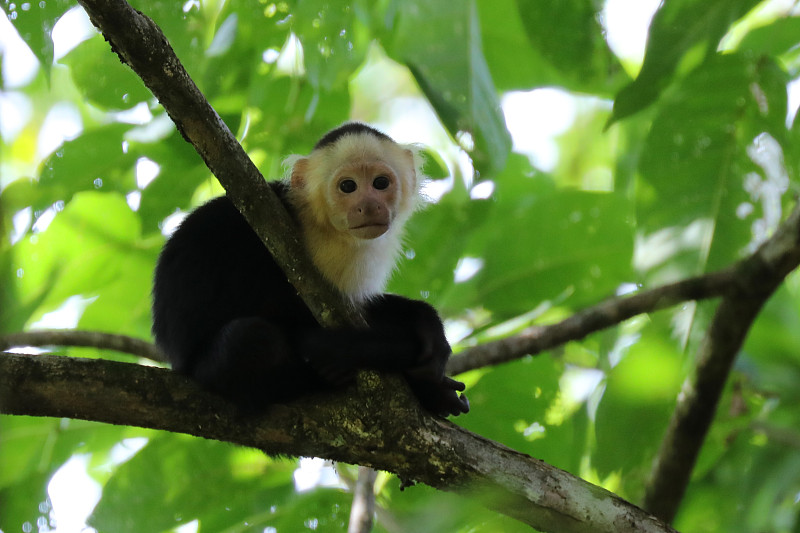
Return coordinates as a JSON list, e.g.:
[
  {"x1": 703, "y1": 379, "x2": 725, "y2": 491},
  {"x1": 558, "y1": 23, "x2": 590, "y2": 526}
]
[{"x1": 284, "y1": 131, "x2": 425, "y2": 301}]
